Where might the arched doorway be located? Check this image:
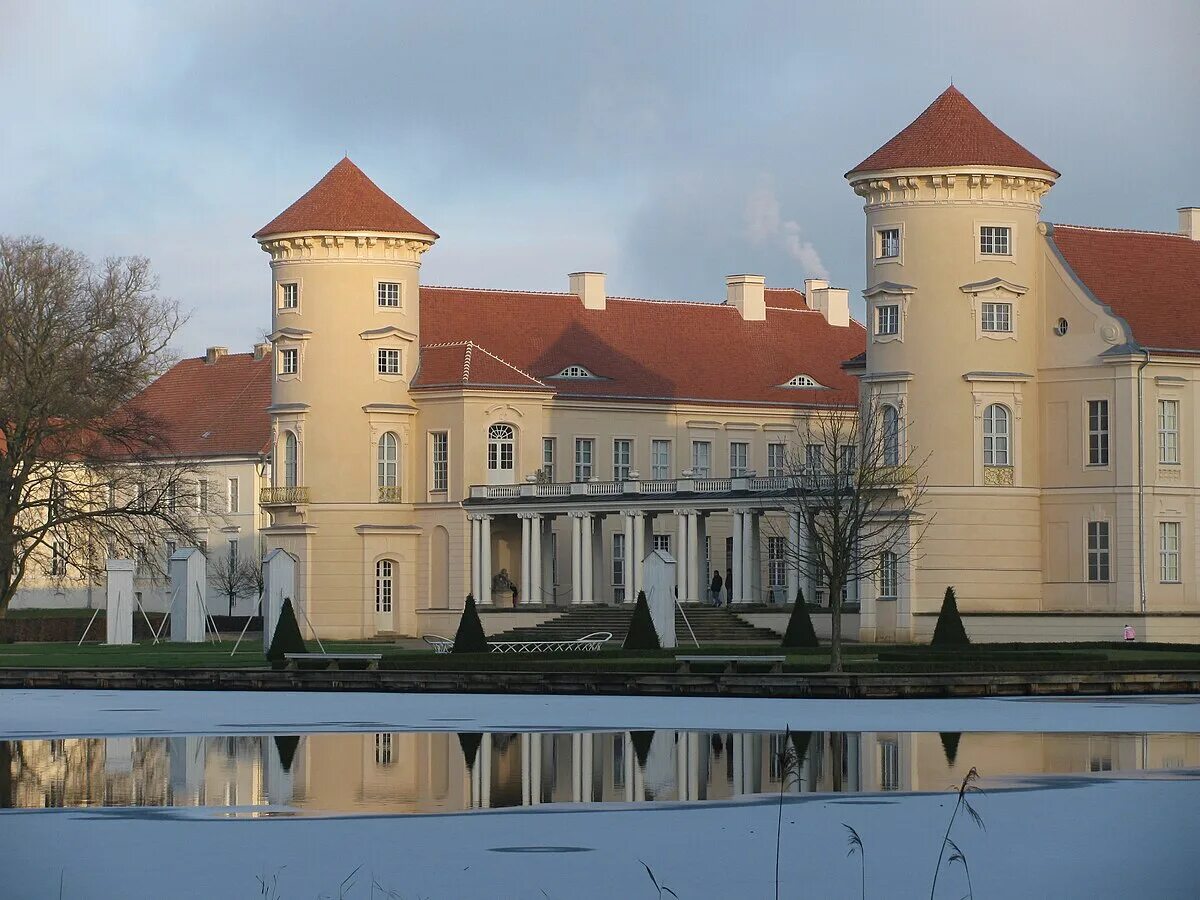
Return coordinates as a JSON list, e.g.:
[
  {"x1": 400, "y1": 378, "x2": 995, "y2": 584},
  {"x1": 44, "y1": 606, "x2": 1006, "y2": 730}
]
[{"x1": 487, "y1": 423, "x2": 516, "y2": 485}]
